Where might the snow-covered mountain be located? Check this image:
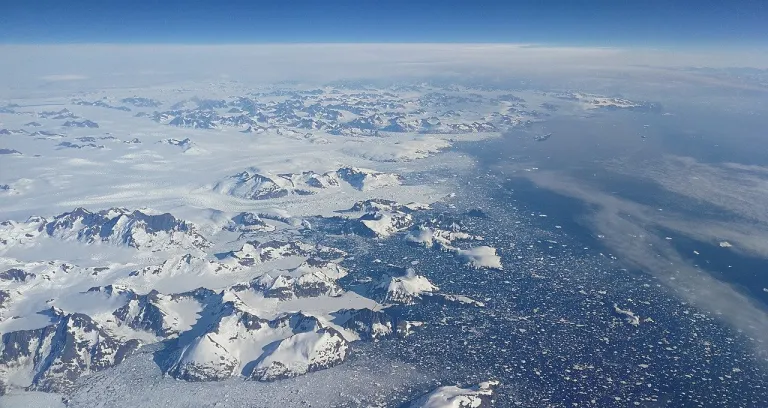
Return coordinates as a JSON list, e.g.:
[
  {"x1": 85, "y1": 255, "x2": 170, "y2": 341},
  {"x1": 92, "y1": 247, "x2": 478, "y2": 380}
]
[
  {"x1": 346, "y1": 211, "x2": 415, "y2": 238},
  {"x1": 382, "y1": 269, "x2": 439, "y2": 305},
  {"x1": 250, "y1": 327, "x2": 349, "y2": 381},
  {"x1": 406, "y1": 380, "x2": 499, "y2": 407},
  {"x1": 405, "y1": 225, "x2": 502, "y2": 269},
  {"x1": 0, "y1": 208, "x2": 210, "y2": 252},
  {"x1": 164, "y1": 110, "x2": 220, "y2": 129},
  {"x1": 111, "y1": 286, "x2": 219, "y2": 338},
  {"x1": 290, "y1": 258, "x2": 348, "y2": 280},
  {"x1": 126, "y1": 254, "x2": 239, "y2": 283},
  {"x1": 164, "y1": 303, "x2": 345, "y2": 382},
  {"x1": 159, "y1": 138, "x2": 204, "y2": 154},
  {"x1": 405, "y1": 226, "x2": 483, "y2": 250},
  {"x1": 335, "y1": 167, "x2": 403, "y2": 191},
  {"x1": 333, "y1": 308, "x2": 397, "y2": 341},
  {"x1": 361, "y1": 267, "x2": 485, "y2": 308},
  {"x1": 224, "y1": 212, "x2": 277, "y2": 233},
  {"x1": 72, "y1": 99, "x2": 131, "y2": 112},
  {"x1": 221, "y1": 239, "x2": 314, "y2": 266},
  {"x1": 120, "y1": 97, "x2": 162, "y2": 108},
  {"x1": 336, "y1": 199, "x2": 425, "y2": 238},
  {"x1": 38, "y1": 108, "x2": 77, "y2": 119},
  {"x1": 0, "y1": 307, "x2": 141, "y2": 394},
  {"x1": 214, "y1": 166, "x2": 401, "y2": 200},
  {"x1": 0, "y1": 266, "x2": 397, "y2": 392},
  {"x1": 232, "y1": 270, "x2": 343, "y2": 300},
  {"x1": 552, "y1": 92, "x2": 662, "y2": 112},
  {"x1": 214, "y1": 170, "x2": 329, "y2": 200},
  {"x1": 63, "y1": 119, "x2": 99, "y2": 128}
]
